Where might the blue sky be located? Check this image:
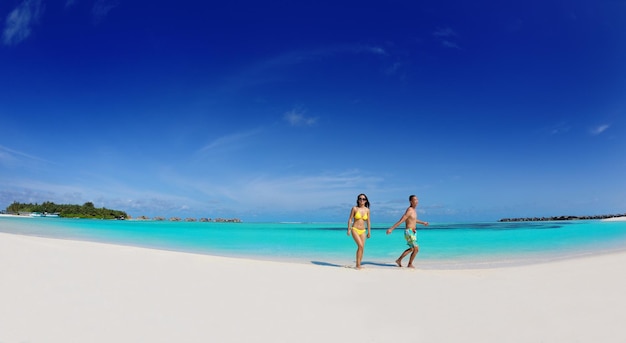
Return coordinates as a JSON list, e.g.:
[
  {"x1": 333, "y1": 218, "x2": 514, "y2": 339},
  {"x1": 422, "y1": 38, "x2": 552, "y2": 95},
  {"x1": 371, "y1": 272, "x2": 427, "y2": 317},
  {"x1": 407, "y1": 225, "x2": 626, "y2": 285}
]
[{"x1": 1, "y1": 0, "x2": 625, "y2": 222}]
